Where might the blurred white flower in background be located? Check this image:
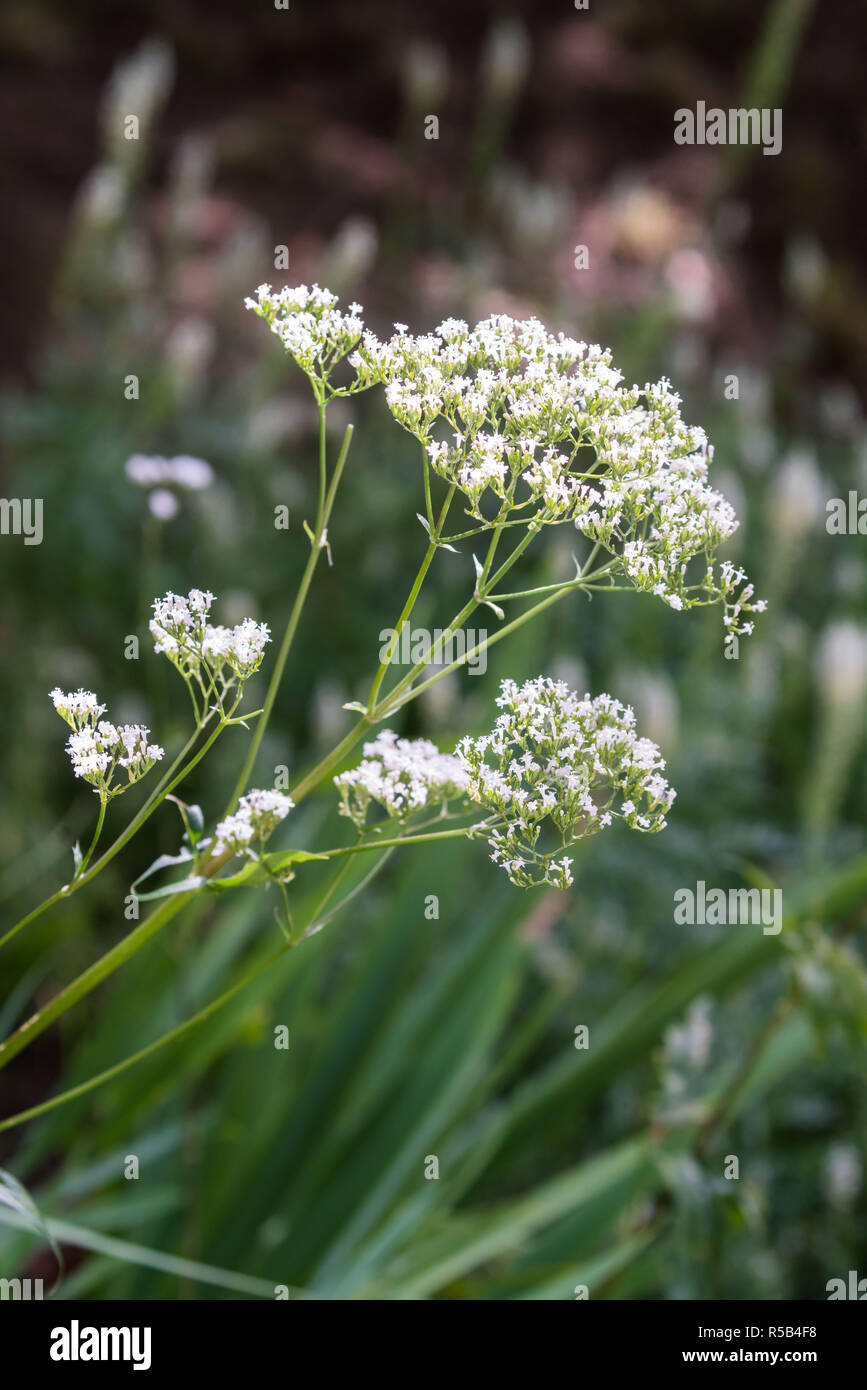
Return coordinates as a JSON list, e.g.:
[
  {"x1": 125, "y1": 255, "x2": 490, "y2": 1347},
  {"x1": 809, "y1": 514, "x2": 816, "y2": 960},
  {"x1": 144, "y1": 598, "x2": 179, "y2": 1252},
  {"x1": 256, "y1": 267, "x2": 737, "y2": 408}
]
[
  {"x1": 806, "y1": 620, "x2": 867, "y2": 858},
  {"x1": 823, "y1": 1143, "x2": 862, "y2": 1210},
  {"x1": 148, "y1": 488, "x2": 179, "y2": 521},
  {"x1": 125, "y1": 453, "x2": 214, "y2": 520}
]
